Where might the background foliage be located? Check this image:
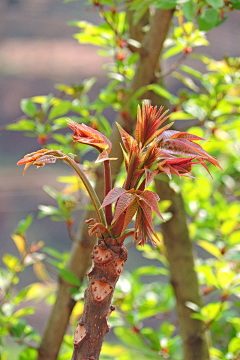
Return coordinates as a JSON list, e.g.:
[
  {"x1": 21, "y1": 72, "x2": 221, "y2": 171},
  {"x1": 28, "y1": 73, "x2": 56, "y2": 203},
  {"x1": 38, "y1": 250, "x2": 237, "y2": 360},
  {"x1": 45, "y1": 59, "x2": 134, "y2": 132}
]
[{"x1": 1, "y1": 1, "x2": 240, "y2": 359}]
